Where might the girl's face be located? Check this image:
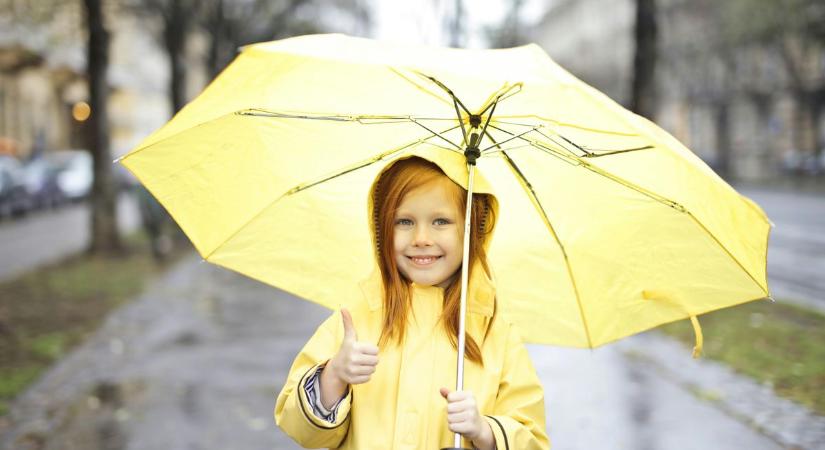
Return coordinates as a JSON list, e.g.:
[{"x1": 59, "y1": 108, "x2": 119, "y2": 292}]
[{"x1": 393, "y1": 179, "x2": 463, "y2": 288}]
